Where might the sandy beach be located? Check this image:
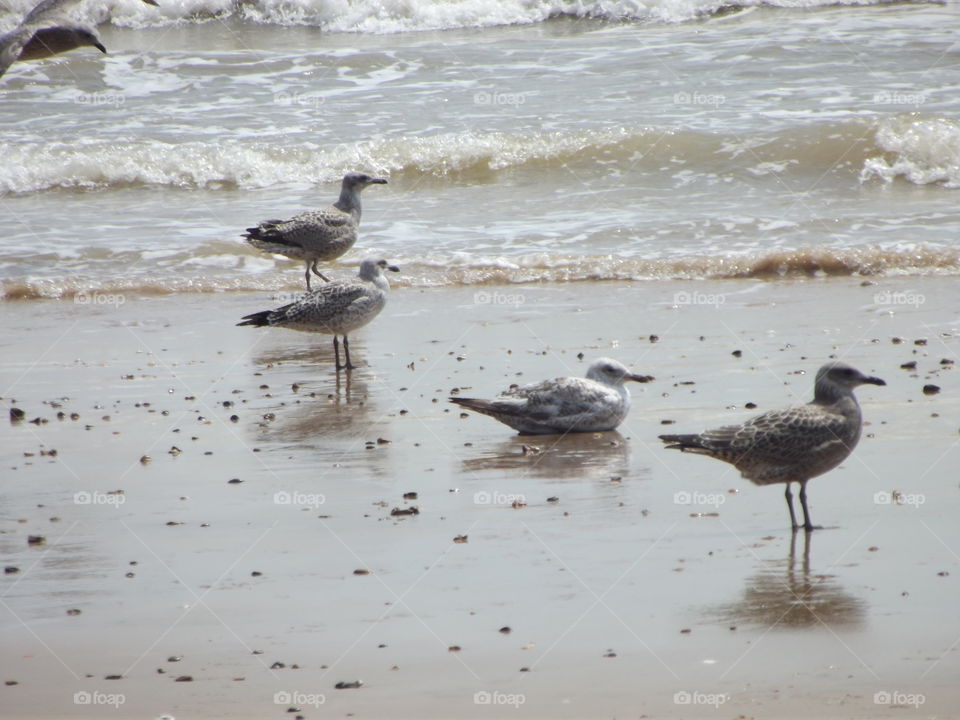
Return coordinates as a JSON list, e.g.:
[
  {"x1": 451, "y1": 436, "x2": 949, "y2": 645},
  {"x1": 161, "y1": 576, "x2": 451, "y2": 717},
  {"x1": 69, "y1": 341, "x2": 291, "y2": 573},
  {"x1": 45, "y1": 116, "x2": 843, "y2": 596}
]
[{"x1": 1, "y1": 277, "x2": 957, "y2": 719}]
